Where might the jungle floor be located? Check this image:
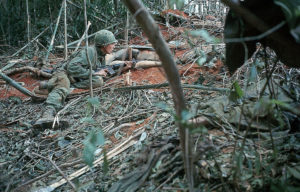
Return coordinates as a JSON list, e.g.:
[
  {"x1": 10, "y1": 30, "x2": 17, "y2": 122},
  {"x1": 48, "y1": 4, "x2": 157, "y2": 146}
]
[{"x1": 1, "y1": 10, "x2": 300, "y2": 192}]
